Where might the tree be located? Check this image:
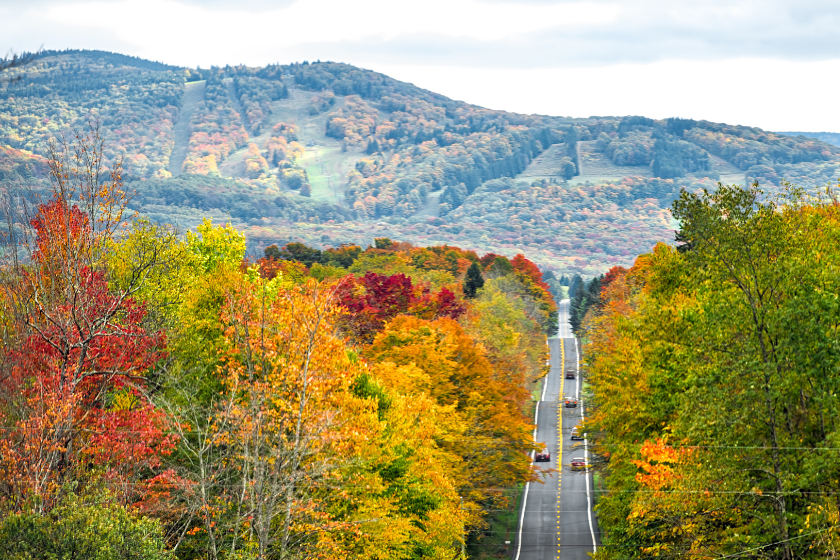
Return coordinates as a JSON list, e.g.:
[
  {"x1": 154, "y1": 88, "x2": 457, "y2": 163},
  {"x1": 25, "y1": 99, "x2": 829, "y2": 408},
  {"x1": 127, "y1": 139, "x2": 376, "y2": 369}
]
[
  {"x1": 652, "y1": 133, "x2": 685, "y2": 179},
  {"x1": 468, "y1": 277, "x2": 547, "y2": 389},
  {"x1": 0, "y1": 124, "x2": 174, "y2": 514},
  {"x1": 463, "y1": 261, "x2": 484, "y2": 298},
  {"x1": 373, "y1": 237, "x2": 394, "y2": 250},
  {"x1": 265, "y1": 243, "x2": 282, "y2": 260},
  {"x1": 215, "y1": 277, "x2": 374, "y2": 559},
  {"x1": 272, "y1": 242, "x2": 322, "y2": 267},
  {"x1": 366, "y1": 315, "x2": 537, "y2": 500},
  {"x1": 670, "y1": 183, "x2": 801, "y2": 559},
  {"x1": 335, "y1": 272, "x2": 466, "y2": 344},
  {"x1": 586, "y1": 183, "x2": 840, "y2": 559},
  {"x1": 323, "y1": 243, "x2": 362, "y2": 268},
  {"x1": 564, "y1": 126, "x2": 580, "y2": 176},
  {"x1": 0, "y1": 490, "x2": 169, "y2": 560},
  {"x1": 0, "y1": 48, "x2": 41, "y2": 76},
  {"x1": 559, "y1": 156, "x2": 577, "y2": 180},
  {"x1": 570, "y1": 275, "x2": 602, "y2": 336}
]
